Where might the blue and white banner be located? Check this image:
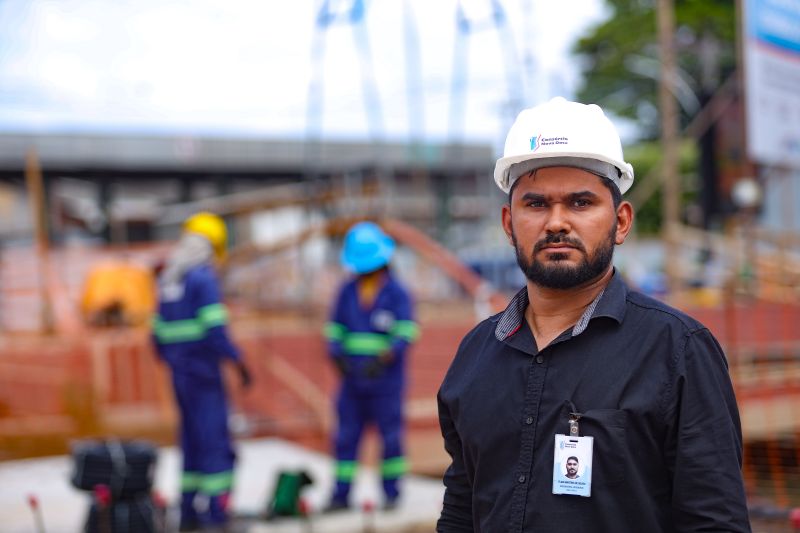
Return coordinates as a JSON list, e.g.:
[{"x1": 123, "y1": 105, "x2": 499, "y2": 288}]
[
  {"x1": 748, "y1": 0, "x2": 800, "y2": 52},
  {"x1": 744, "y1": 0, "x2": 800, "y2": 168}
]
